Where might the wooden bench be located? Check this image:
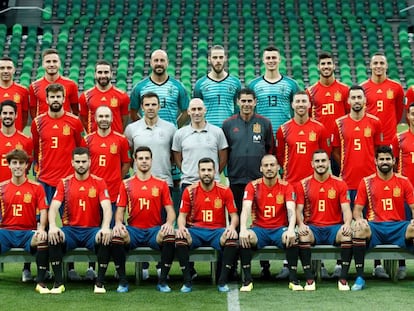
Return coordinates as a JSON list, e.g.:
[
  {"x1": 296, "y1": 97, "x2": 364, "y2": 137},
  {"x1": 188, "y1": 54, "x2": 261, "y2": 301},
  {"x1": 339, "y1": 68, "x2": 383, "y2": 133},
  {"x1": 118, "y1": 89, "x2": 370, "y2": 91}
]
[
  {"x1": 128, "y1": 246, "x2": 219, "y2": 284},
  {"x1": 250, "y1": 245, "x2": 414, "y2": 281}
]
